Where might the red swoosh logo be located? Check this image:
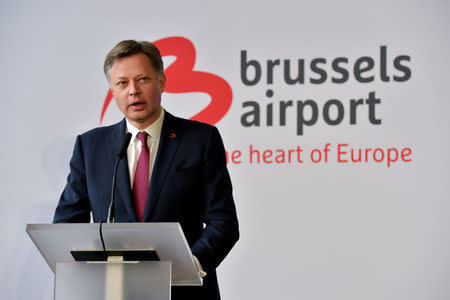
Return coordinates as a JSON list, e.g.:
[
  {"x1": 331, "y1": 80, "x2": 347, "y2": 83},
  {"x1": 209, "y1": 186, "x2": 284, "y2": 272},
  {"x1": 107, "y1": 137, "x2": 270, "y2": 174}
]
[{"x1": 100, "y1": 36, "x2": 233, "y2": 125}]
